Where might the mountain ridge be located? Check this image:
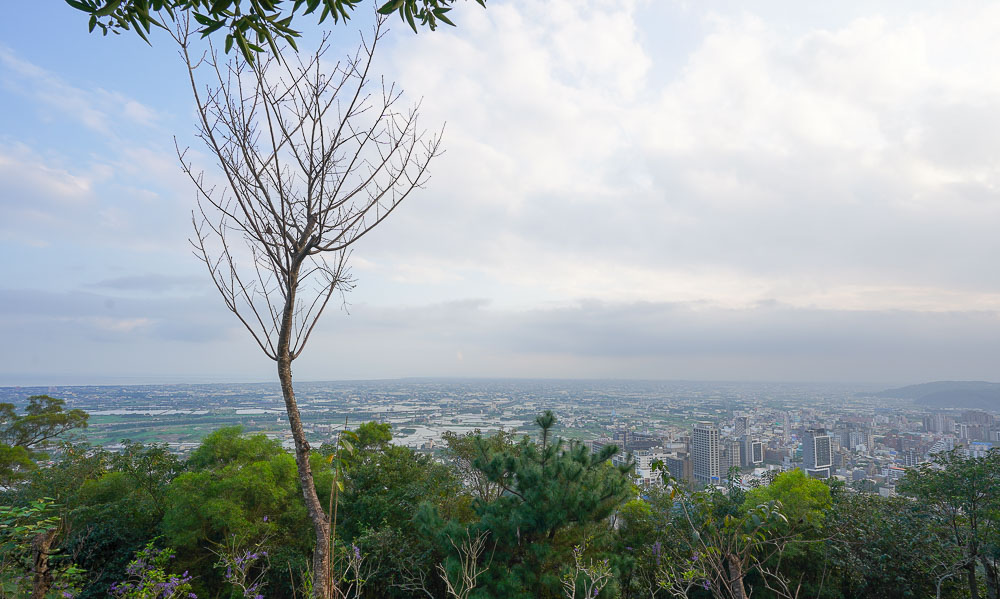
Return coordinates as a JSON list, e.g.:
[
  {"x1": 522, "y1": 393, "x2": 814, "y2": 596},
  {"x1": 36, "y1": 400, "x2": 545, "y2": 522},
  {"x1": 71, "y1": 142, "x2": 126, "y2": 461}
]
[{"x1": 875, "y1": 380, "x2": 1000, "y2": 410}]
